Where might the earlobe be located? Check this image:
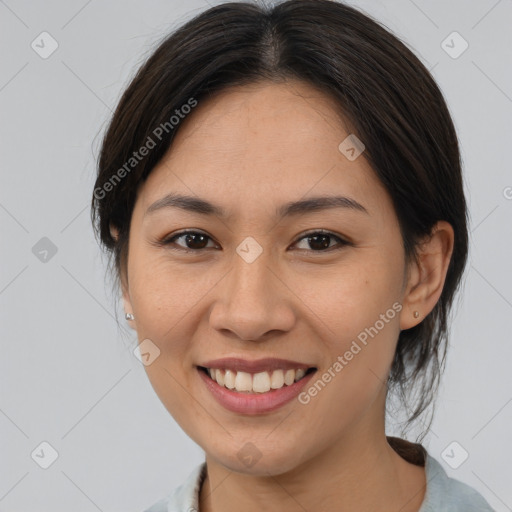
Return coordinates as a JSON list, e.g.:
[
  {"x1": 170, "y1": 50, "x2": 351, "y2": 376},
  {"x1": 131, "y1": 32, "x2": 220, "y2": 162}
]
[
  {"x1": 122, "y1": 295, "x2": 136, "y2": 330},
  {"x1": 400, "y1": 221, "x2": 454, "y2": 330},
  {"x1": 110, "y1": 222, "x2": 119, "y2": 242},
  {"x1": 111, "y1": 224, "x2": 136, "y2": 330},
  {"x1": 121, "y1": 276, "x2": 136, "y2": 330}
]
